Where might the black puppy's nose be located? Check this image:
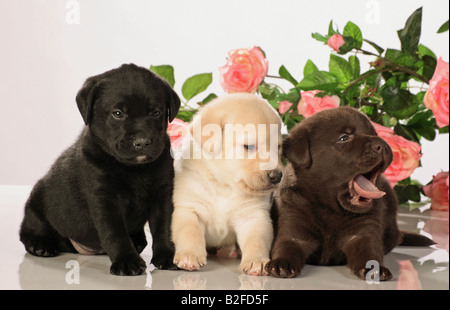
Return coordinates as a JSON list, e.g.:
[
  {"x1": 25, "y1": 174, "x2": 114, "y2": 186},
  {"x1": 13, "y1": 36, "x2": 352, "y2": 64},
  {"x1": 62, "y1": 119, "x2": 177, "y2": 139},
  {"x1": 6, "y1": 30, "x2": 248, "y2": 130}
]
[
  {"x1": 133, "y1": 138, "x2": 151, "y2": 150},
  {"x1": 268, "y1": 170, "x2": 283, "y2": 184}
]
